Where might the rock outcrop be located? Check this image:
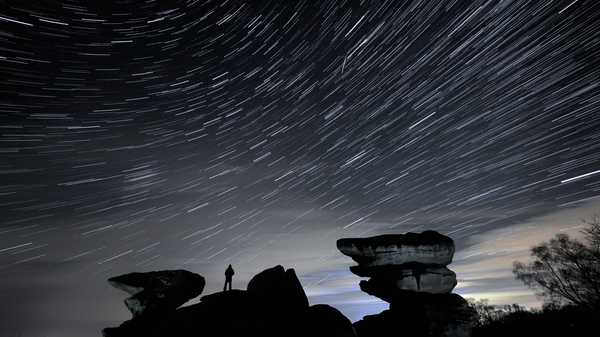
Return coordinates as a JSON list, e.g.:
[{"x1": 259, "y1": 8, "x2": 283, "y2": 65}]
[
  {"x1": 338, "y1": 230, "x2": 476, "y2": 337},
  {"x1": 247, "y1": 265, "x2": 309, "y2": 311},
  {"x1": 103, "y1": 265, "x2": 356, "y2": 337},
  {"x1": 103, "y1": 270, "x2": 205, "y2": 337},
  {"x1": 102, "y1": 231, "x2": 475, "y2": 337}
]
